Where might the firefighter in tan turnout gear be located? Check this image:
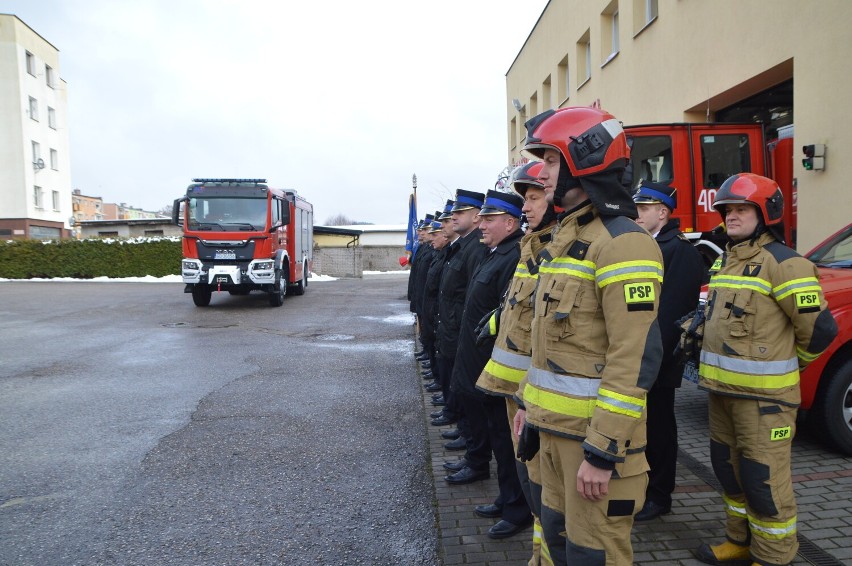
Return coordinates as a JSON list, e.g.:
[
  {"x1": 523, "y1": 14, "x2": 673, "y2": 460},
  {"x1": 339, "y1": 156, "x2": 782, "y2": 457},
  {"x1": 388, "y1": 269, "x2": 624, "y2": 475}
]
[
  {"x1": 694, "y1": 174, "x2": 838, "y2": 566},
  {"x1": 476, "y1": 160, "x2": 559, "y2": 565},
  {"x1": 512, "y1": 106, "x2": 664, "y2": 566}
]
